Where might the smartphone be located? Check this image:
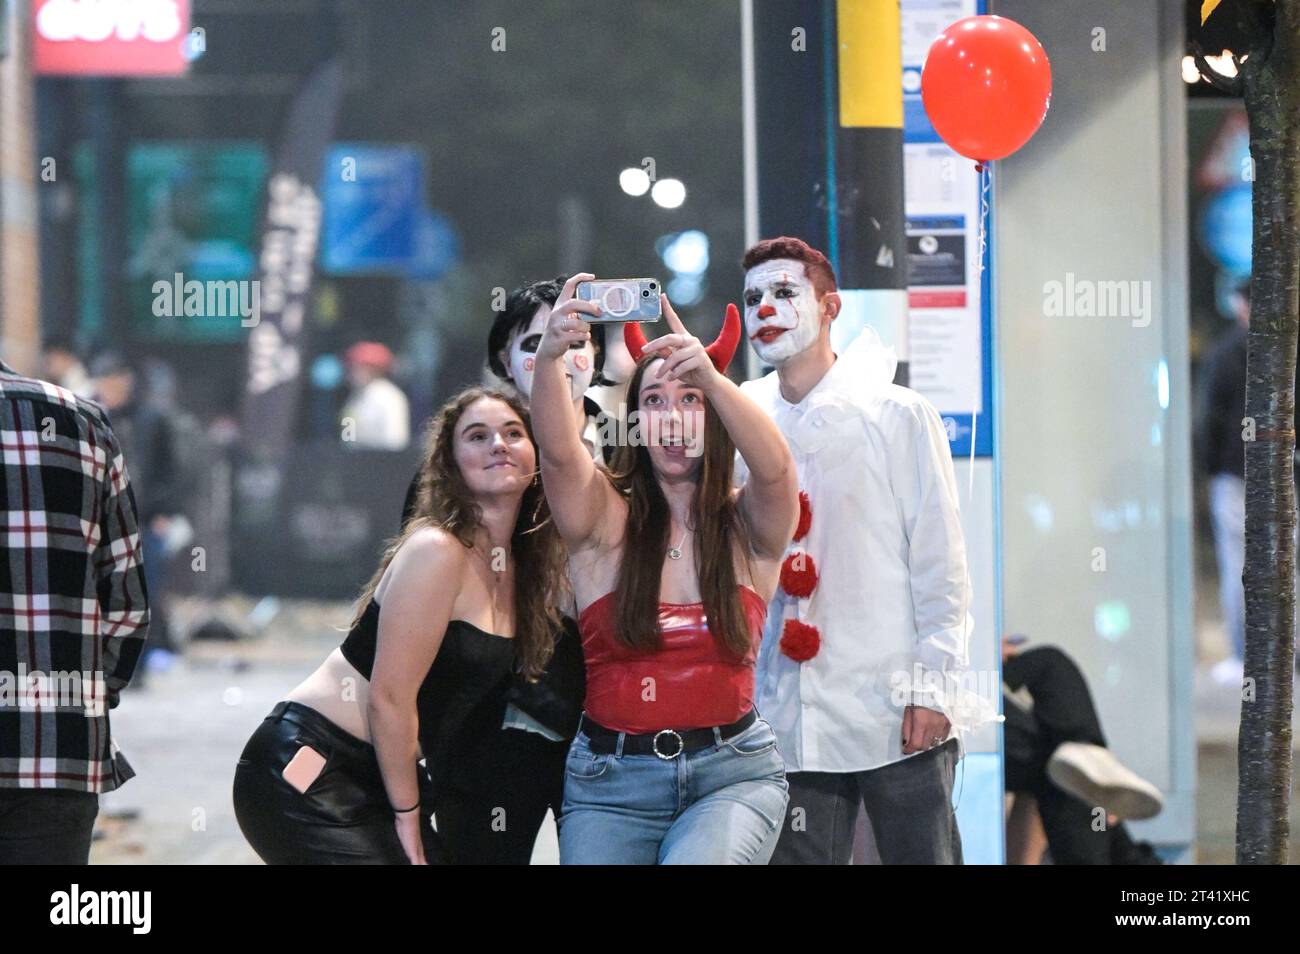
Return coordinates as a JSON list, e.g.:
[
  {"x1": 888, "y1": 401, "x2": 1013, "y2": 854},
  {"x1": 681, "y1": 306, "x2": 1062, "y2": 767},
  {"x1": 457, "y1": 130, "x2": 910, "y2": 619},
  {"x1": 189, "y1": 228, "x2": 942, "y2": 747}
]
[{"x1": 575, "y1": 278, "x2": 663, "y2": 322}]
